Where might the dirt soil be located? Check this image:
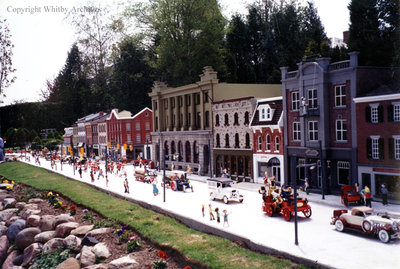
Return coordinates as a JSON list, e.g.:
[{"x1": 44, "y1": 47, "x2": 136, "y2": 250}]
[{"x1": 9, "y1": 184, "x2": 192, "y2": 269}]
